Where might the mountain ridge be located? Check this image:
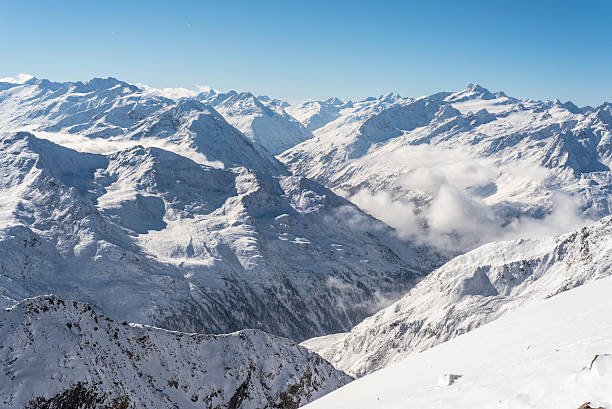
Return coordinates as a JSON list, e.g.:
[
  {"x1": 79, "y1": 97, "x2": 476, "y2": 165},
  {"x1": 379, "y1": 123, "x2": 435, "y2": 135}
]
[
  {"x1": 280, "y1": 84, "x2": 612, "y2": 252},
  {"x1": 302, "y1": 215, "x2": 612, "y2": 377},
  {"x1": 0, "y1": 131, "x2": 446, "y2": 341},
  {"x1": 0, "y1": 294, "x2": 352, "y2": 409}
]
